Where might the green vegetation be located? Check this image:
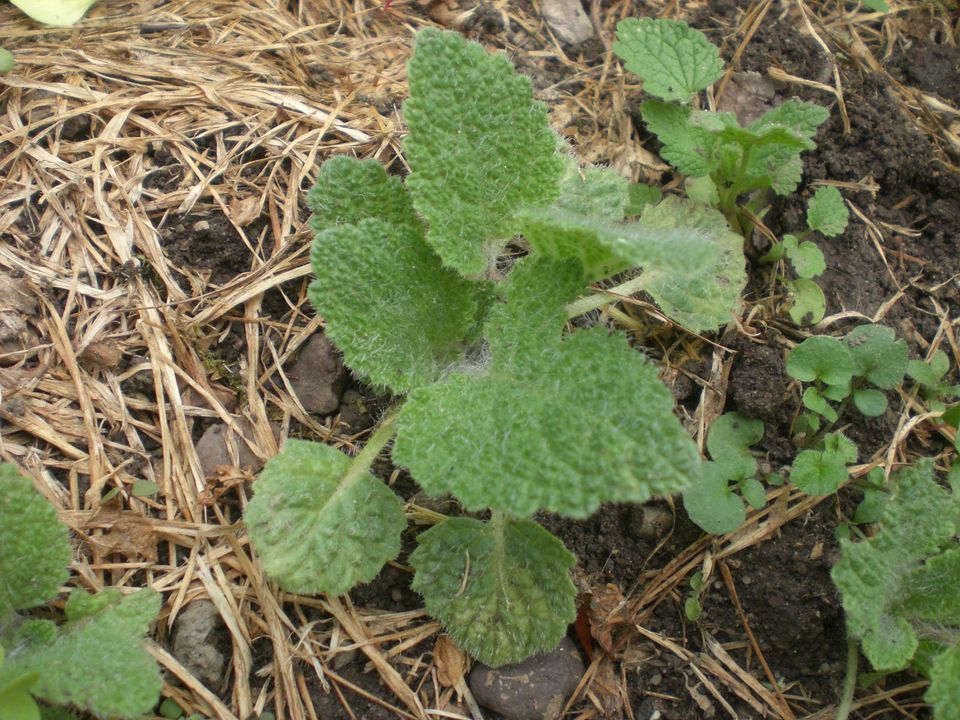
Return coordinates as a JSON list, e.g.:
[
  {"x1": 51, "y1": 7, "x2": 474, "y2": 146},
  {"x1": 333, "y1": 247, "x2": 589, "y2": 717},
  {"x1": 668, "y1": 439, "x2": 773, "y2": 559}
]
[{"x1": 0, "y1": 464, "x2": 162, "y2": 718}]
